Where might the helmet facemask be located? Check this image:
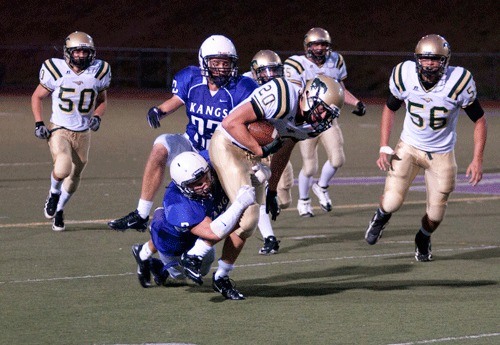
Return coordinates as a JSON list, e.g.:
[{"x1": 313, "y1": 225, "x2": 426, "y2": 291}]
[
  {"x1": 414, "y1": 34, "x2": 451, "y2": 83},
  {"x1": 254, "y1": 65, "x2": 284, "y2": 85},
  {"x1": 64, "y1": 32, "x2": 96, "y2": 70},
  {"x1": 302, "y1": 95, "x2": 339, "y2": 133},
  {"x1": 305, "y1": 41, "x2": 331, "y2": 65},
  {"x1": 201, "y1": 56, "x2": 238, "y2": 88},
  {"x1": 177, "y1": 169, "x2": 214, "y2": 200}
]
